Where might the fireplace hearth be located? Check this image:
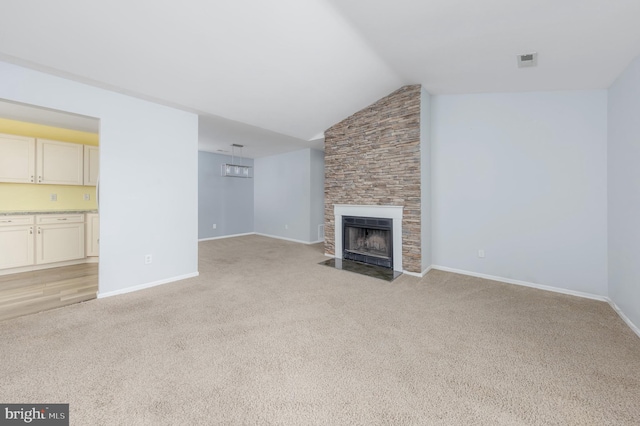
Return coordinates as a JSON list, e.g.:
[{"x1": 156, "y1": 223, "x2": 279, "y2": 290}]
[{"x1": 342, "y1": 216, "x2": 393, "y2": 269}]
